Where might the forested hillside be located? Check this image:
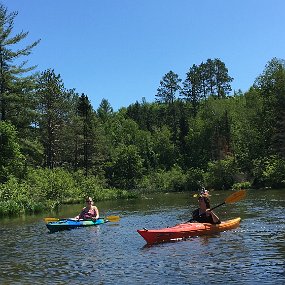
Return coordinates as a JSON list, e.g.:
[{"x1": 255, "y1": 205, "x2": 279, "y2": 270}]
[{"x1": 1, "y1": 3, "x2": 285, "y2": 216}]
